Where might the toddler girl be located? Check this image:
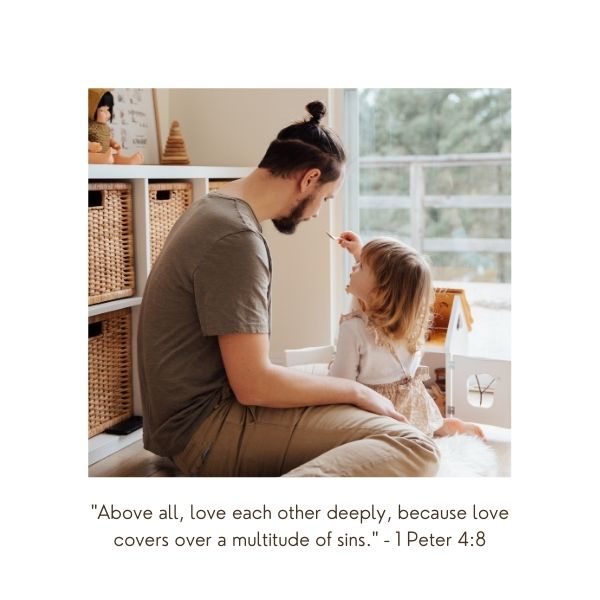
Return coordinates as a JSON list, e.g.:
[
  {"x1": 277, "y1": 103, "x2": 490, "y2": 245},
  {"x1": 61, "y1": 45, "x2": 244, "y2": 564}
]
[{"x1": 329, "y1": 231, "x2": 483, "y2": 439}]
